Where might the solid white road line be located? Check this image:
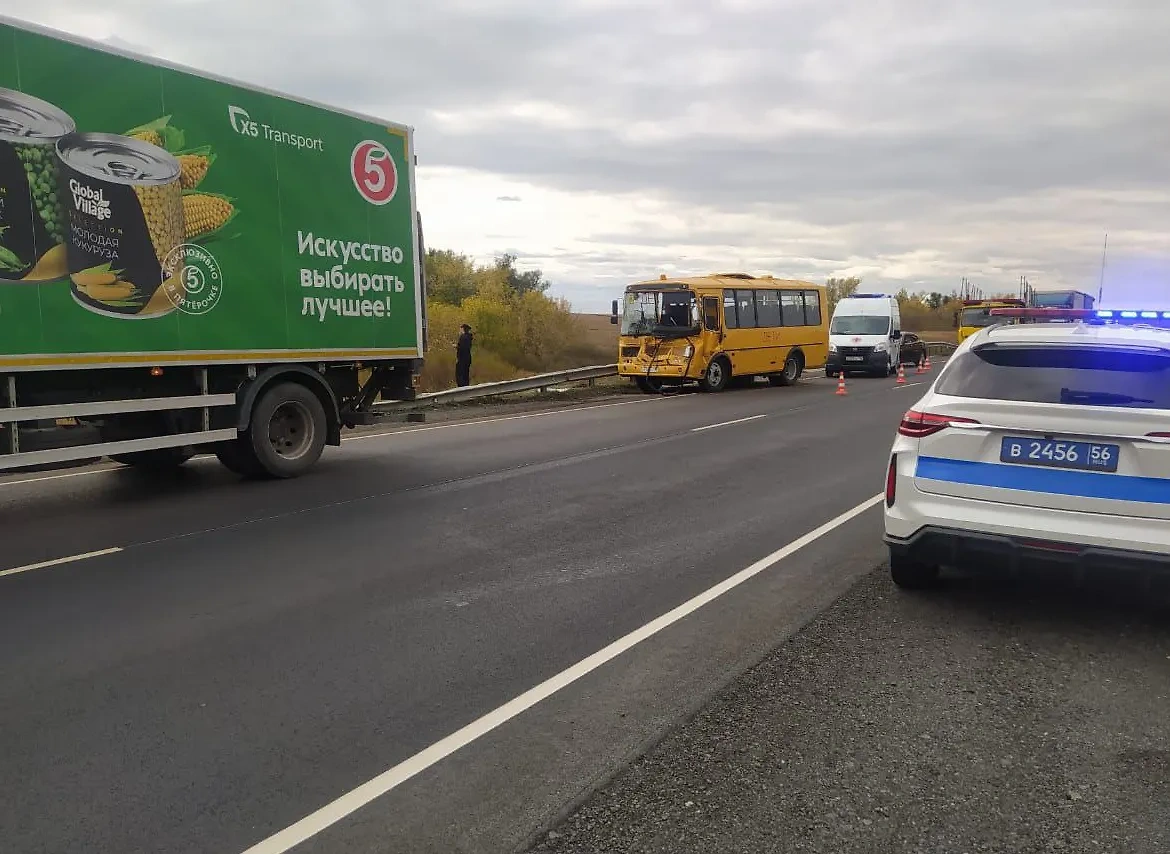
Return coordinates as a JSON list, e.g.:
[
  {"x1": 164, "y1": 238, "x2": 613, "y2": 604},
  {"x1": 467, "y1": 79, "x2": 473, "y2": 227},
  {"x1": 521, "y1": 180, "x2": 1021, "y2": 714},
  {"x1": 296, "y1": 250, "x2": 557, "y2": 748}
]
[
  {"x1": 0, "y1": 464, "x2": 121, "y2": 490},
  {"x1": 0, "y1": 547, "x2": 123, "y2": 579},
  {"x1": 893, "y1": 382, "x2": 925, "y2": 390},
  {"x1": 0, "y1": 397, "x2": 670, "y2": 490},
  {"x1": 690, "y1": 413, "x2": 768, "y2": 432},
  {"x1": 238, "y1": 492, "x2": 885, "y2": 854},
  {"x1": 342, "y1": 396, "x2": 668, "y2": 442}
]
